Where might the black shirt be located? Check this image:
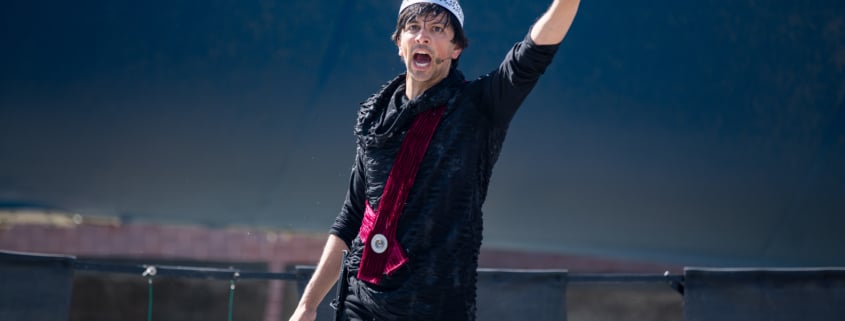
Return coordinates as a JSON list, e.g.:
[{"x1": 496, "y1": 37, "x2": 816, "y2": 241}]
[{"x1": 330, "y1": 31, "x2": 560, "y2": 321}]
